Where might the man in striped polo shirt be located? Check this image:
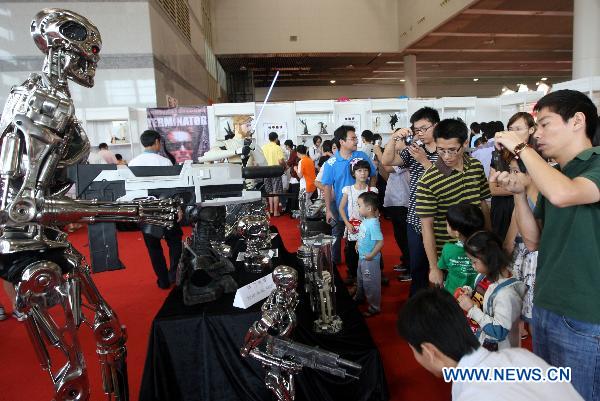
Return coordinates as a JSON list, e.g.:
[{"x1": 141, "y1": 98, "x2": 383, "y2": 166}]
[
  {"x1": 381, "y1": 107, "x2": 440, "y2": 296},
  {"x1": 415, "y1": 119, "x2": 491, "y2": 287}
]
